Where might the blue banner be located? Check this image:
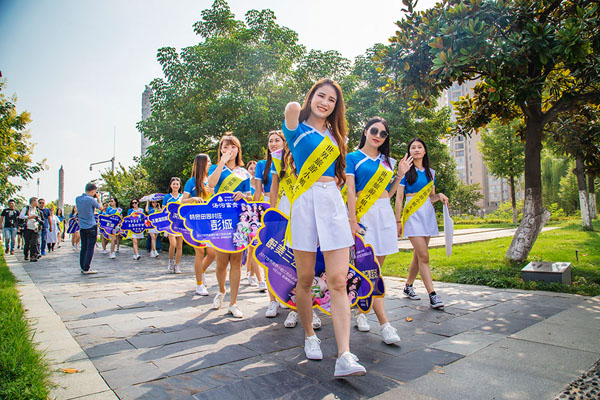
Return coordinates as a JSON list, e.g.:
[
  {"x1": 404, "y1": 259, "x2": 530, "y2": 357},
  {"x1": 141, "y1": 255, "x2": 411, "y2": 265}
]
[
  {"x1": 148, "y1": 207, "x2": 175, "y2": 235},
  {"x1": 66, "y1": 217, "x2": 80, "y2": 234},
  {"x1": 253, "y1": 209, "x2": 375, "y2": 315},
  {"x1": 140, "y1": 193, "x2": 165, "y2": 202},
  {"x1": 98, "y1": 214, "x2": 123, "y2": 236},
  {"x1": 352, "y1": 236, "x2": 385, "y2": 313},
  {"x1": 120, "y1": 212, "x2": 149, "y2": 235},
  {"x1": 178, "y1": 193, "x2": 268, "y2": 253},
  {"x1": 166, "y1": 202, "x2": 205, "y2": 248}
]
